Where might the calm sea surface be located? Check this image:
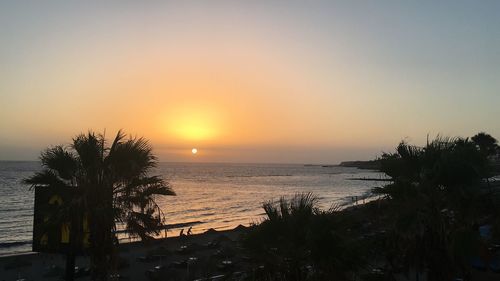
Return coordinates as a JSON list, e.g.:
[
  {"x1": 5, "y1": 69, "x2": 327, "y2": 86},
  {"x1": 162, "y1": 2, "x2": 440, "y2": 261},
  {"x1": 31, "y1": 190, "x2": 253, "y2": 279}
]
[{"x1": 0, "y1": 161, "x2": 385, "y2": 256}]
